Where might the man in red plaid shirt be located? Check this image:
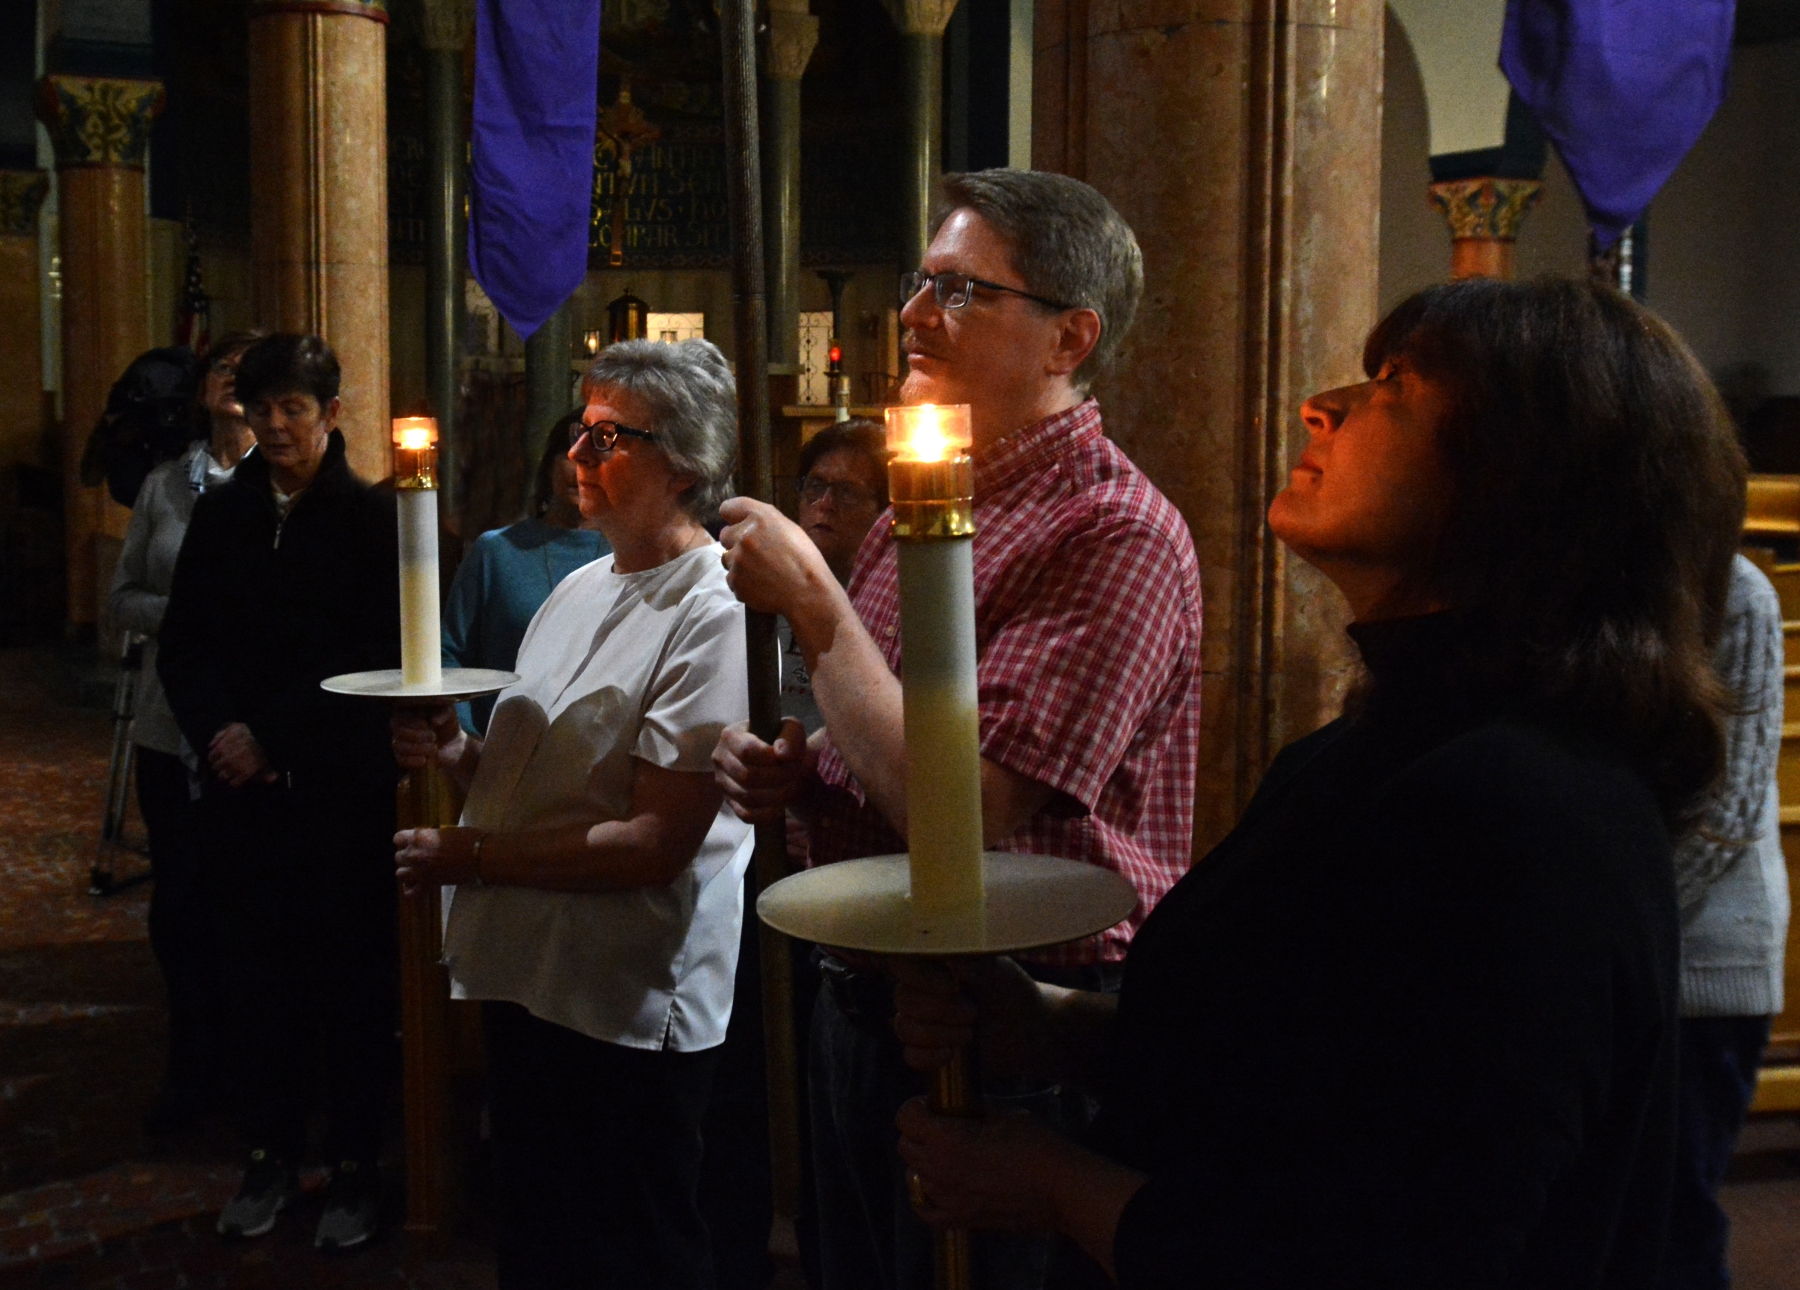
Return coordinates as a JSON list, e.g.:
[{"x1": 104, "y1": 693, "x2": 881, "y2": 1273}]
[{"x1": 716, "y1": 169, "x2": 1202, "y2": 1290}]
